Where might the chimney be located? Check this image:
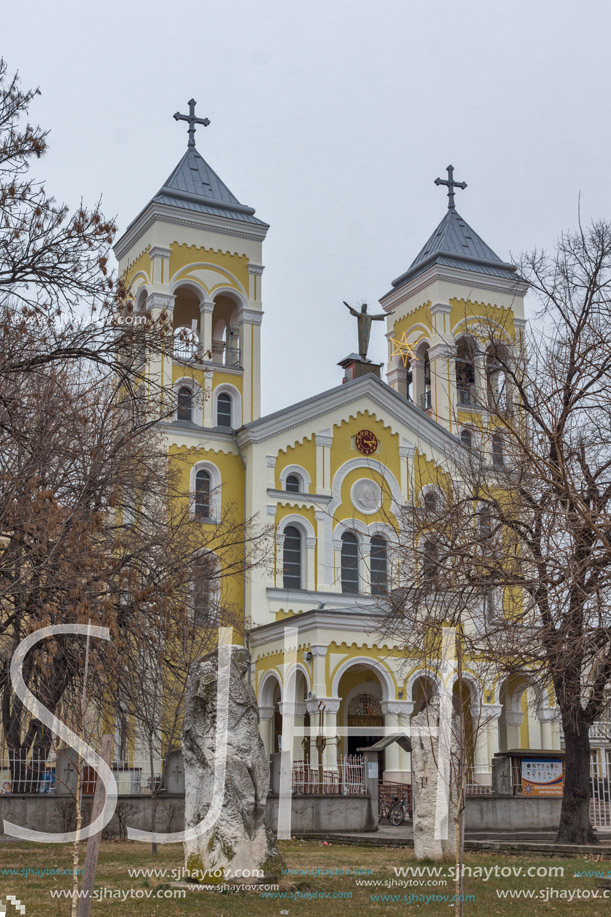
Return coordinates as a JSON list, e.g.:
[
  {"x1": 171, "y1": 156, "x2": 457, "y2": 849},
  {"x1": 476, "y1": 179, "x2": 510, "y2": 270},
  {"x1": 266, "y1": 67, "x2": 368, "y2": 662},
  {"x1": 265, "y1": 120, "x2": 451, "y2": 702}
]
[{"x1": 338, "y1": 353, "x2": 382, "y2": 384}]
